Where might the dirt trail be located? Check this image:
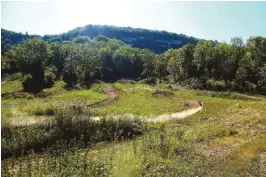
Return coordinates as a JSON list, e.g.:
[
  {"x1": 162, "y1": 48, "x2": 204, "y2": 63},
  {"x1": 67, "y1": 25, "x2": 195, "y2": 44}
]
[
  {"x1": 86, "y1": 85, "x2": 119, "y2": 108},
  {"x1": 8, "y1": 85, "x2": 203, "y2": 126},
  {"x1": 90, "y1": 103, "x2": 203, "y2": 122},
  {"x1": 8, "y1": 85, "x2": 120, "y2": 126},
  {"x1": 9, "y1": 101, "x2": 203, "y2": 126},
  {"x1": 146, "y1": 105, "x2": 203, "y2": 122}
]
